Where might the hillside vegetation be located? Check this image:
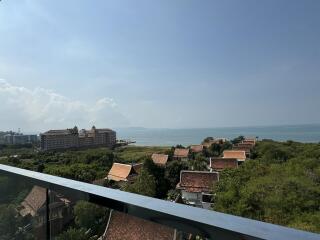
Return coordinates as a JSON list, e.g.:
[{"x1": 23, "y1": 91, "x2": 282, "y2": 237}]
[
  {"x1": 213, "y1": 140, "x2": 320, "y2": 233},
  {"x1": 0, "y1": 140, "x2": 319, "y2": 233}
]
